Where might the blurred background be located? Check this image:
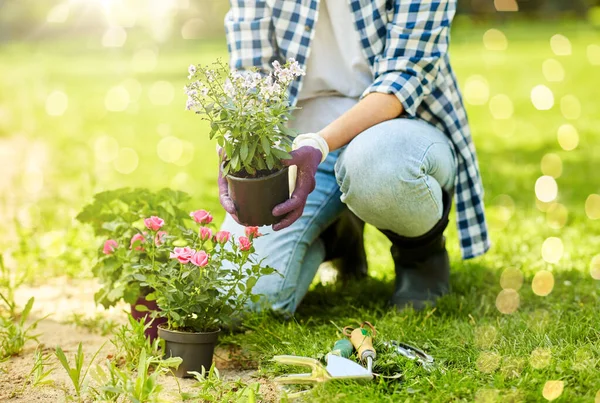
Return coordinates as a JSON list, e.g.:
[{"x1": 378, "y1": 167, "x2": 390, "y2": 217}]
[{"x1": 1, "y1": 0, "x2": 599, "y2": 285}]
